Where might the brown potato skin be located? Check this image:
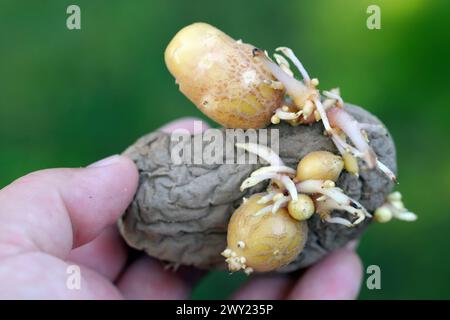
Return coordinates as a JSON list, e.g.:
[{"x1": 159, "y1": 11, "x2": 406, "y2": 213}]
[{"x1": 165, "y1": 23, "x2": 284, "y2": 129}]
